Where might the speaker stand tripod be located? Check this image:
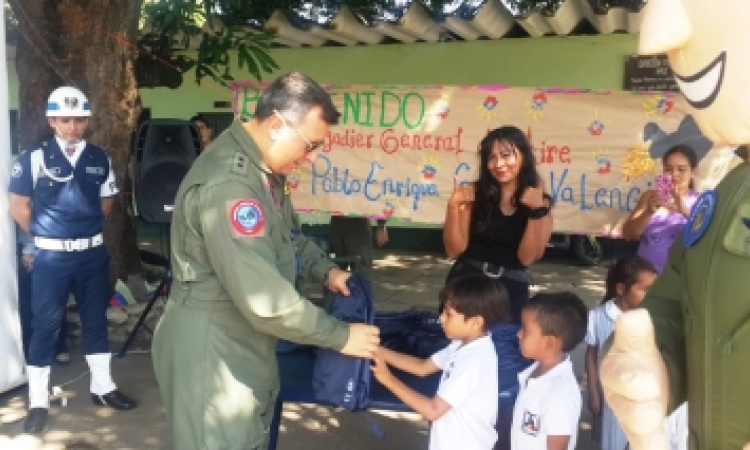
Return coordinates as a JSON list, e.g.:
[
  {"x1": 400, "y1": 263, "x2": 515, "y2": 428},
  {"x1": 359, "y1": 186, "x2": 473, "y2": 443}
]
[{"x1": 116, "y1": 228, "x2": 172, "y2": 358}]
